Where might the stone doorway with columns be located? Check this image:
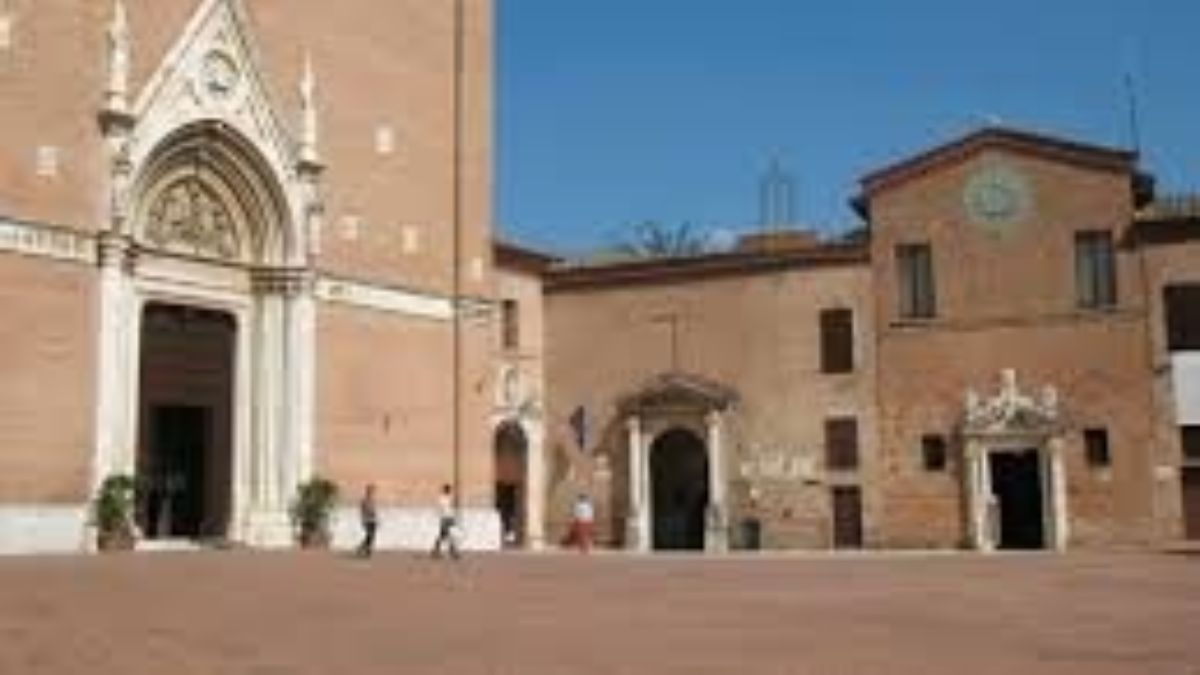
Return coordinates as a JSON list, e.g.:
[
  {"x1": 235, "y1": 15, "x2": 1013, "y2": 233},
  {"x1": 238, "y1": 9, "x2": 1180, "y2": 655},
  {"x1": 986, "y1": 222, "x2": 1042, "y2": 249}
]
[
  {"x1": 619, "y1": 373, "x2": 737, "y2": 553},
  {"x1": 962, "y1": 370, "x2": 1069, "y2": 552},
  {"x1": 91, "y1": 0, "x2": 324, "y2": 548}
]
